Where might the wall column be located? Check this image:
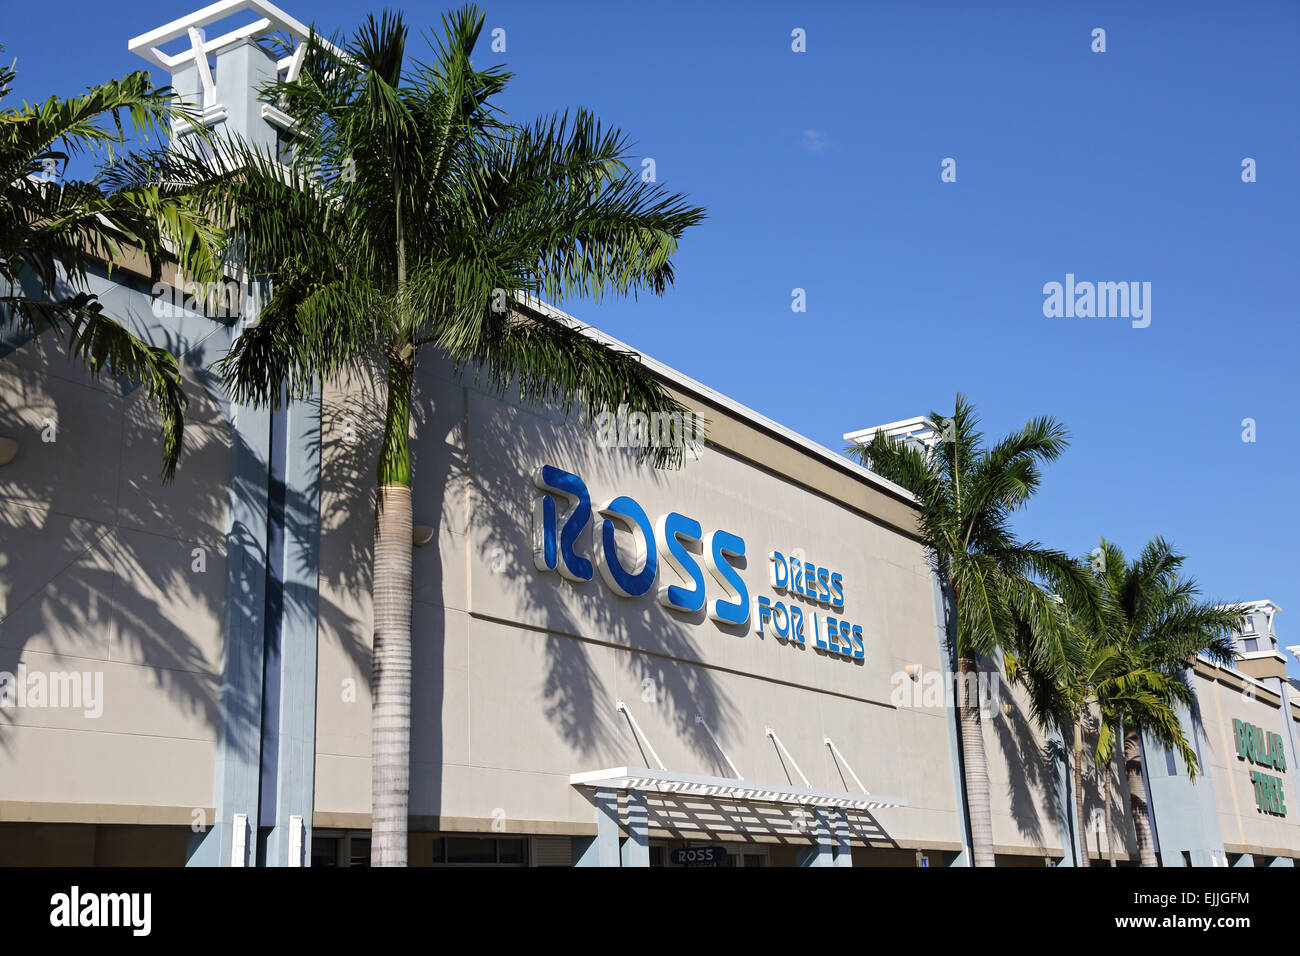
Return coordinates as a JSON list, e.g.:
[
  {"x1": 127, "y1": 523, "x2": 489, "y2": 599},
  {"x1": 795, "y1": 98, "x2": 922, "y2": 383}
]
[
  {"x1": 574, "y1": 789, "x2": 621, "y2": 867},
  {"x1": 797, "y1": 808, "x2": 834, "y2": 867},
  {"x1": 187, "y1": 398, "x2": 272, "y2": 866},
  {"x1": 263, "y1": 392, "x2": 322, "y2": 867},
  {"x1": 833, "y1": 809, "x2": 853, "y2": 867},
  {"x1": 1050, "y1": 722, "x2": 1082, "y2": 866},
  {"x1": 620, "y1": 790, "x2": 649, "y2": 867}
]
